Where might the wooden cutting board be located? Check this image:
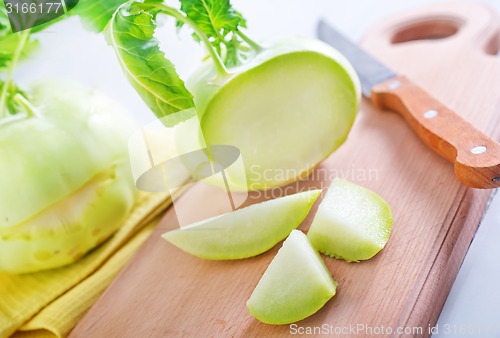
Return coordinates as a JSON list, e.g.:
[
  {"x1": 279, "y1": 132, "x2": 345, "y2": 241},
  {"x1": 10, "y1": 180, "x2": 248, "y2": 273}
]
[{"x1": 71, "y1": 3, "x2": 500, "y2": 337}]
